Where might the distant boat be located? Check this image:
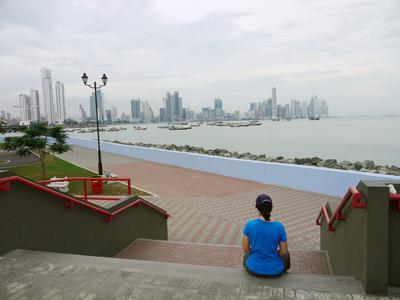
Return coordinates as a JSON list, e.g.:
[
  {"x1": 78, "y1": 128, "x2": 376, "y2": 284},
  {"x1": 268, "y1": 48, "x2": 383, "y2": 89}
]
[
  {"x1": 249, "y1": 120, "x2": 262, "y2": 126},
  {"x1": 169, "y1": 125, "x2": 192, "y2": 130},
  {"x1": 133, "y1": 126, "x2": 147, "y2": 130},
  {"x1": 158, "y1": 124, "x2": 170, "y2": 129},
  {"x1": 190, "y1": 122, "x2": 201, "y2": 127},
  {"x1": 285, "y1": 117, "x2": 292, "y2": 121},
  {"x1": 272, "y1": 117, "x2": 280, "y2": 121},
  {"x1": 309, "y1": 116, "x2": 320, "y2": 120}
]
